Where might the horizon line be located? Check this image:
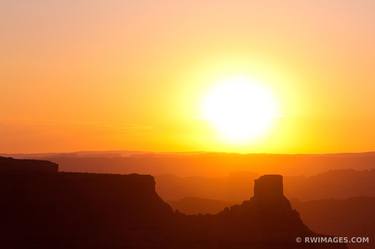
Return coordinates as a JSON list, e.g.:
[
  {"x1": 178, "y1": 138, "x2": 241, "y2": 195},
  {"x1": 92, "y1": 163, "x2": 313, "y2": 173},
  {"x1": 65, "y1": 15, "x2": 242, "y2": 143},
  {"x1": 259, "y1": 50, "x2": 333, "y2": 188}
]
[{"x1": 2, "y1": 150, "x2": 375, "y2": 157}]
